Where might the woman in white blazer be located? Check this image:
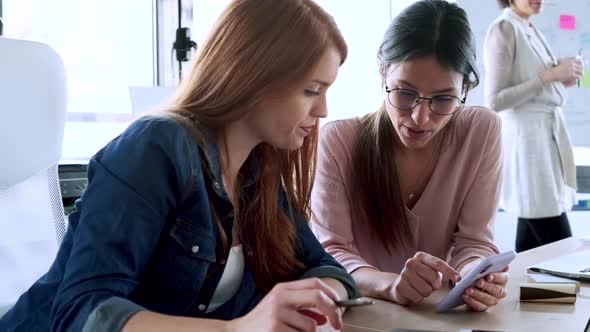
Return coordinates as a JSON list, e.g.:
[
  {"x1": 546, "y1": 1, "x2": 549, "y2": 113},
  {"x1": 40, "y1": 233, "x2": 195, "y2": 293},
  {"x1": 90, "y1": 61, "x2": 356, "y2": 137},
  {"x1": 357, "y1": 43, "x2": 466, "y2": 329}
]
[{"x1": 484, "y1": 0, "x2": 584, "y2": 252}]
